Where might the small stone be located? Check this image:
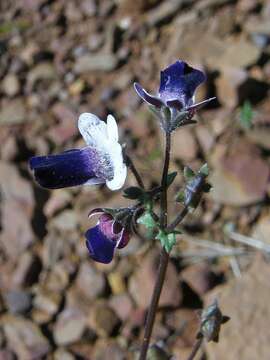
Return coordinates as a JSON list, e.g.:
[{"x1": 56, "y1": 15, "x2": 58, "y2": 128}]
[
  {"x1": 181, "y1": 263, "x2": 219, "y2": 296},
  {"x1": 216, "y1": 67, "x2": 248, "y2": 108},
  {"x1": 2, "y1": 74, "x2": 20, "y2": 96},
  {"x1": 1, "y1": 315, "x2": 50, "y2": 359},
  {"x1": 0, "y1": 99, "x2": 27, "y2": 125},
  {"x1": 75, "y1": 53, "x2": 117, "y2": 73},
  {"x1": 44, "y1": 190, "x2": 72, "y2": 218},
  {"x1": 4, "y1": 290, "x2": 32, "y2": 314},
  {"x1": 53, "y1": 348, "x2": 75, "y2": 360},
  {"x1": 173, "y1": 127, "x2": 198, "y2": 161},
  {"x1": 206, "y1": 257, "x2": 270, "y2": 360},
  {"x1": 50, "y1": 210, "x2": 78, "y2": 232},
  {"x1": 129, "y1": 250, "x2": 182, "y2": 308},
  {"x1": 93, "y1": 339, "x2": 126, "y2": 360},
  {"x1": 53, "y1": 307, "x2": 86, "y2": 346},
  {"x1": 89, "y1": 302, "x2": 119, "y2": 337},
  {"x1": 210, "y1": 142, "x2": 269, "y2": 206},
  {"x1": 33, "y1": 289, "x2": 62, "y2": 319},
  {"x1": 108, "y1": 272, "x2": 126, "y2": 295},
  {"x1": 109, "y1": 294, "x2": 133, "y2": 322},
  {"x1": 216, "y1": 37, "x2": 261, "y2": 69},
  {"x1": 75, "y1": 262, "x2": 106, "y2": 301},
  {"x1": 27, "y1": 62, "x2": 57, "y2": 87}
]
